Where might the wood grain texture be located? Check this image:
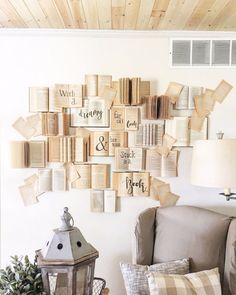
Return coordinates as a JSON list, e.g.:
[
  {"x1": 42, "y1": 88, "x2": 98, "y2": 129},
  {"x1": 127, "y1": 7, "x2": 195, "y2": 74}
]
[{"x1": 1, "y1": 0, "x2": 236, "y2": 30}]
